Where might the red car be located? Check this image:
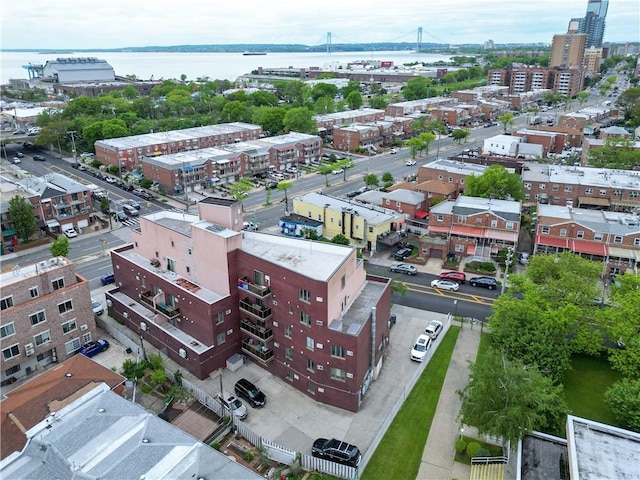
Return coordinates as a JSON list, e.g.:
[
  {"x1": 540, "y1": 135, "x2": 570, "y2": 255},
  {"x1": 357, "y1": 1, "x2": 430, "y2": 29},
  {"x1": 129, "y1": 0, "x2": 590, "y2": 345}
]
[{"x1": 440, "y1": 271, "x2": 466, "y2": 283}]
